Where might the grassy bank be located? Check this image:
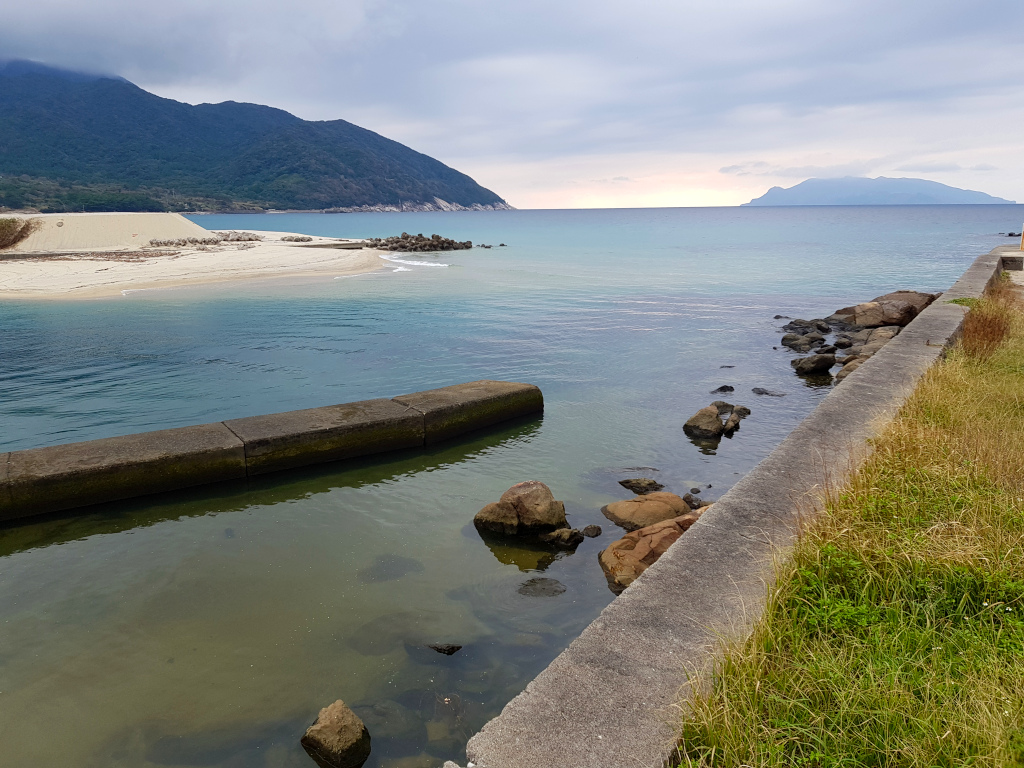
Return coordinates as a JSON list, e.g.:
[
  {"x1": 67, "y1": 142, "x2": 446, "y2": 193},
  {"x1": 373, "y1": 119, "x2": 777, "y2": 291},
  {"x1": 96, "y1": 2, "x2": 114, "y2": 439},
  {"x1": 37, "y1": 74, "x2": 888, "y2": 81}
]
[{"x1": 676, "y1": 282, "x2": 1024, "y2": 767}]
